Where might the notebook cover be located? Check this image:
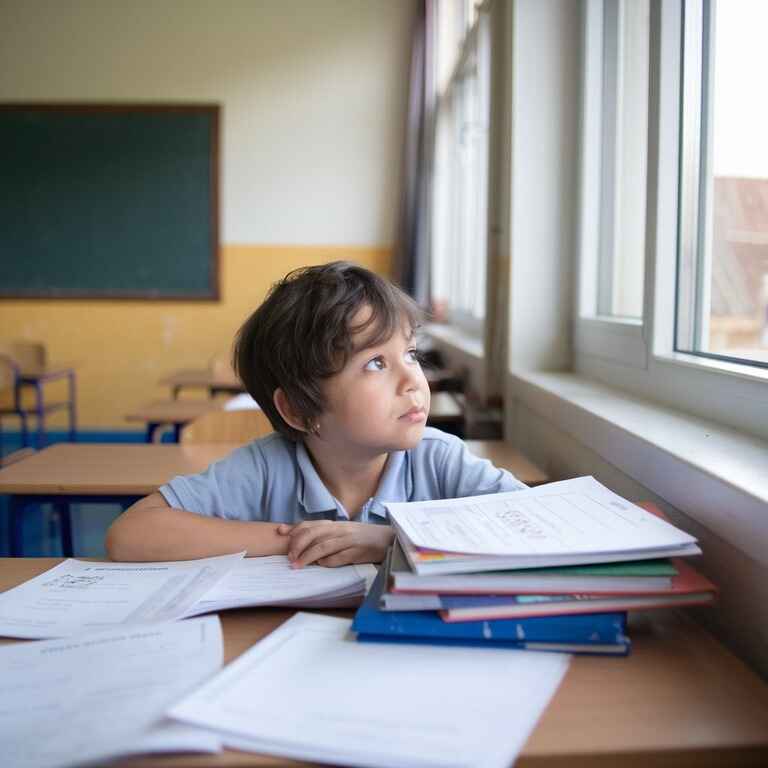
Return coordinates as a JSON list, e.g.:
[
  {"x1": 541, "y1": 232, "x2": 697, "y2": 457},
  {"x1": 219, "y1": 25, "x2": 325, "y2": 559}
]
[
  {"x1": 356, "y1": 633, "x2": 631, "y2": 656},
  {"x1": 353, "y1": 567, "x2": 629, "y2": 645}
]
